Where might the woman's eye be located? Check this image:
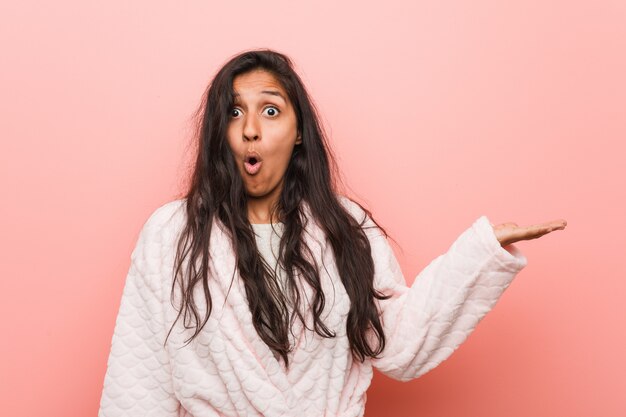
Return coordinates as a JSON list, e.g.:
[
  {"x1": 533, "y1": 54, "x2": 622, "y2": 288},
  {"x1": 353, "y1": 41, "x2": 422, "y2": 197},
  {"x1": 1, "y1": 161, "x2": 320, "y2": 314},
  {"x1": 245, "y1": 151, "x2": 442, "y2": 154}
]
[
  {"x1": 263, "y1": 106, "x2": 280, "y2": 117},
  {"x1": 231, "y1": 108, "x2": 242, "y2": 118}
]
